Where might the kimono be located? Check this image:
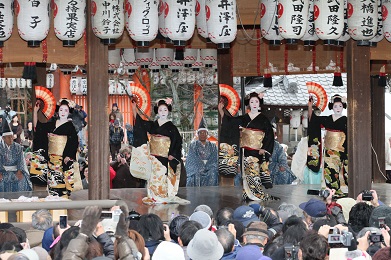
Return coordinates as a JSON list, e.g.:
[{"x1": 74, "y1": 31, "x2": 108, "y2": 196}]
[
  {"x1": 30, "y1": 120, "x2": 79, "y2": 197},
  {"x1": 132, "y1": 115, "x2": 189, "y2": 204},
  {"x1": 185, "y1": 140, "x2": 218, "y2": 187},
  {"x1": 0, "y1": 140, "x2": 32, "y2": 192},
  {"x1": 307, "y1": 113, "x2": 348, "y2": 196},
  {"x1": 269, "y1": 140, "x2": 297, "y2": 185},
  {"x1": 220, "y1": 112, "x2": 274, "y2": 201}
]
